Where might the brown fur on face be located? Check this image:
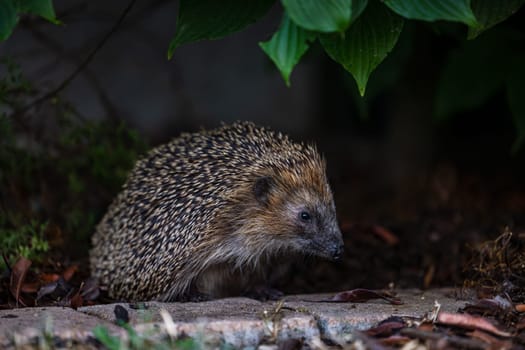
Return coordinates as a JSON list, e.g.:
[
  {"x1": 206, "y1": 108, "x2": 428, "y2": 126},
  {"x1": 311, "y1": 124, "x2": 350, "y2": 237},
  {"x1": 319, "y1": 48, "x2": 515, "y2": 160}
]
[{"x1": 189, "y1": 155, "x2": 342, "y2": 299}]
